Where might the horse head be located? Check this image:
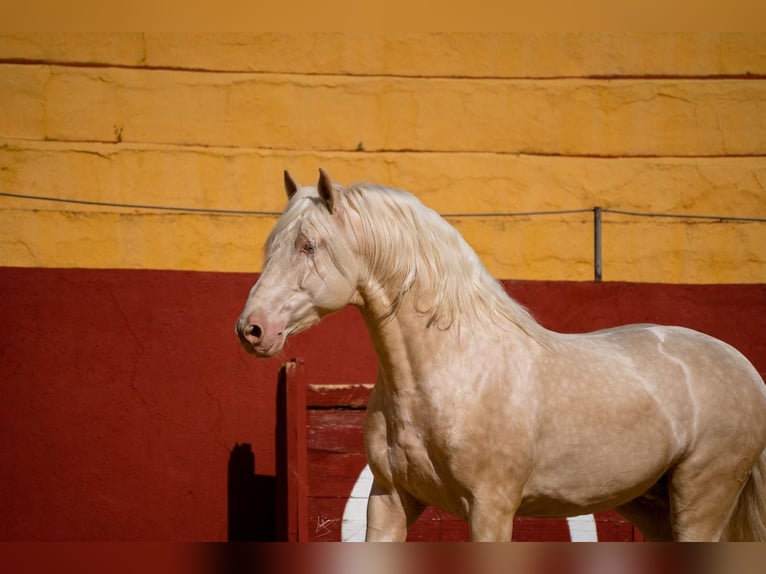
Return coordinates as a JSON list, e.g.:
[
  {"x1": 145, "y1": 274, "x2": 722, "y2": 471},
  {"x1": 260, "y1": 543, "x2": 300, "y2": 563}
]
[{"x1": 235, "y1": 169, "x2": 361, "y2": 357}]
